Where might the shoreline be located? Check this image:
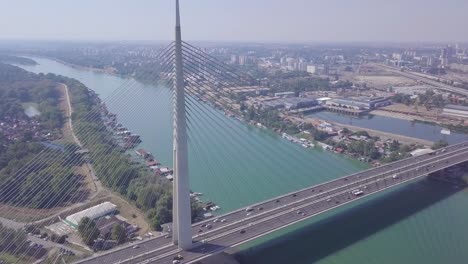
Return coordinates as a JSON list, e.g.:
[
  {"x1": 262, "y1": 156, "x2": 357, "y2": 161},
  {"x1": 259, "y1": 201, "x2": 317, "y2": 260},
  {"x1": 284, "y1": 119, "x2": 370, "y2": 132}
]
[
  {"x1": 25, "y1": 58, "x2": 437, "y2": 160},
  {"x1": 370, "y1": 109, "x2": 418, "y2": 122},
  {"x1": 305, "y1": 117, "x2": 434, "y2": 147}
]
